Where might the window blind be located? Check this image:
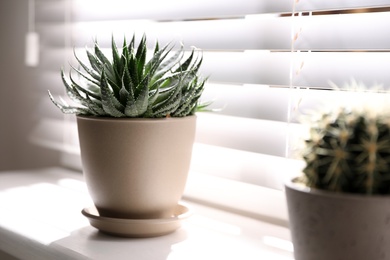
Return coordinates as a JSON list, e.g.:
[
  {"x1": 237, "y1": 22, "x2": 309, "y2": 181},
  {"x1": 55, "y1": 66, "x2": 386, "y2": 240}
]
[{"x1": 31, "y1": 0, "x2": 390, "y2": 221}]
